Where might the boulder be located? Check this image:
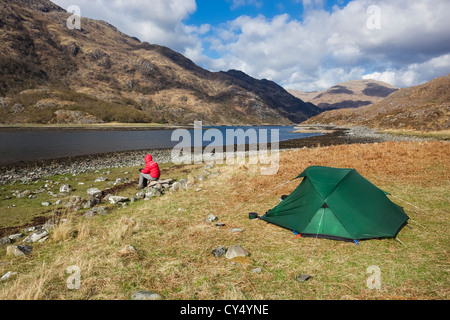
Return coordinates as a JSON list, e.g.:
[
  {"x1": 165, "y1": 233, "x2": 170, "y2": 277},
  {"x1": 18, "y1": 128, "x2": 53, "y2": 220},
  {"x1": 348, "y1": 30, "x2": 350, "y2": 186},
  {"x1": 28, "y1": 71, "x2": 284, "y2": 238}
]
[
  {"x1": 225, "y1": 245, "x2": 249, "y2": 260},
  {"x1": 144, "y1": 188, "x2": 161, "y2": 199},
  {"x1": 23, "y1": 229, "x2": 48, "y2": 243},
  {"x1": 109, "y1": 196, "x2": 128, "y2": 204},
  {"x1": 59, "y1": 184, "x2": 73, "y2": 193},
  {"x1": 6, "y1": 245, "x2": 33, "y2": 256},
  {"x1": 8, "y1": 233, "x2": 24, "y2": 242},
  {"x1": 87, "y1": 188, "x2": 102, "y2": 198}
]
